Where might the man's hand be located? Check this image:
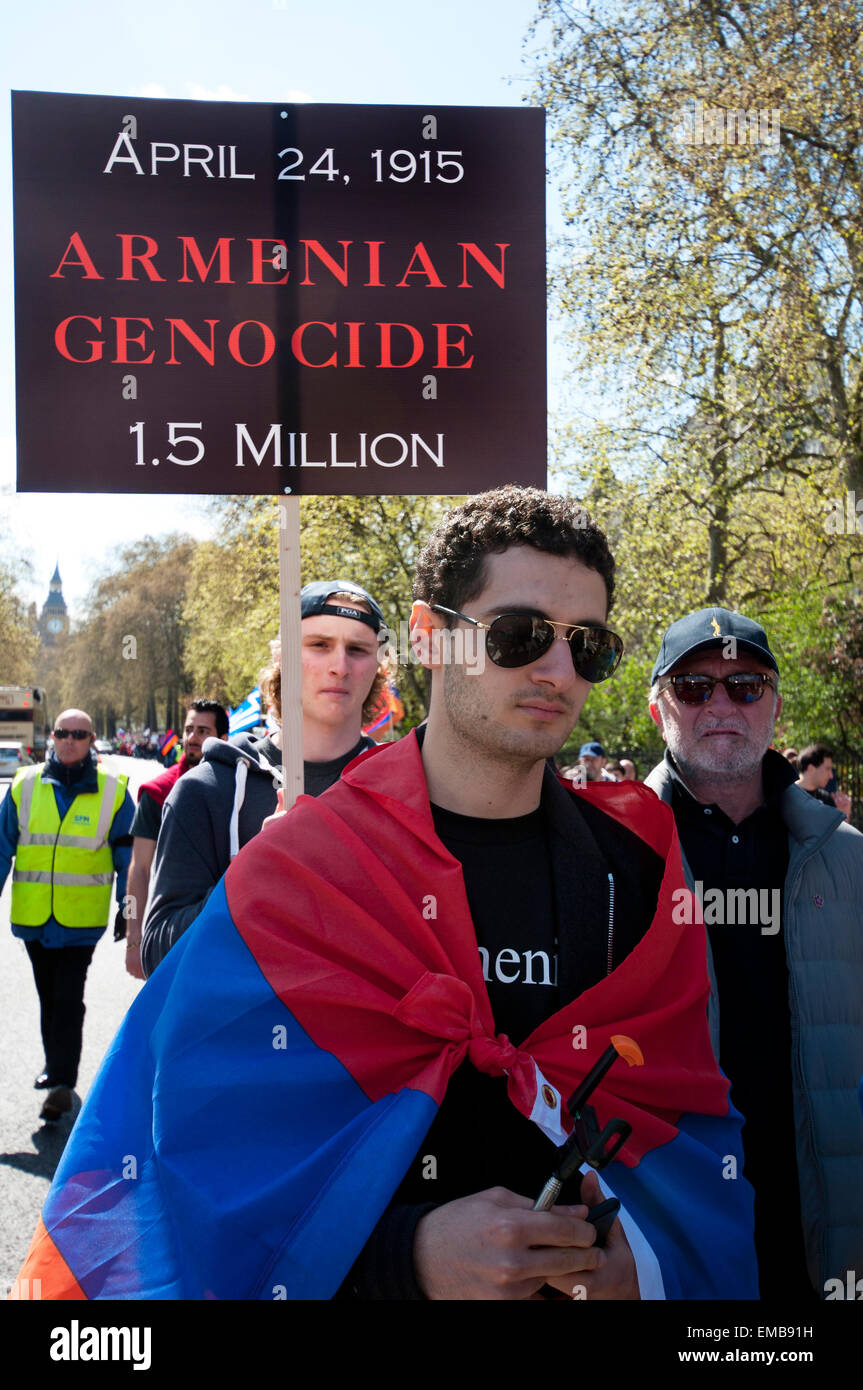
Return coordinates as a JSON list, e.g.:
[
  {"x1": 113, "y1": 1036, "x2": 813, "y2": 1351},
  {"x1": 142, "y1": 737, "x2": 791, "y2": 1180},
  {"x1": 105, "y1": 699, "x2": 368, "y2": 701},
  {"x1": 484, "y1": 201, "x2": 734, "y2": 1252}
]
[
  {"x1": 261, "y1": 788, "x2": 285, "y2": 830},
  {"x1": 541, "y1": 1170, "x2": 640, "y2": 1300},
  {"x1": 125, "y1": 942, "x2": 146, "y2": 981},
  {"x1": 413, "y1": 1186, "x2": 605, "y2": 1300}
]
